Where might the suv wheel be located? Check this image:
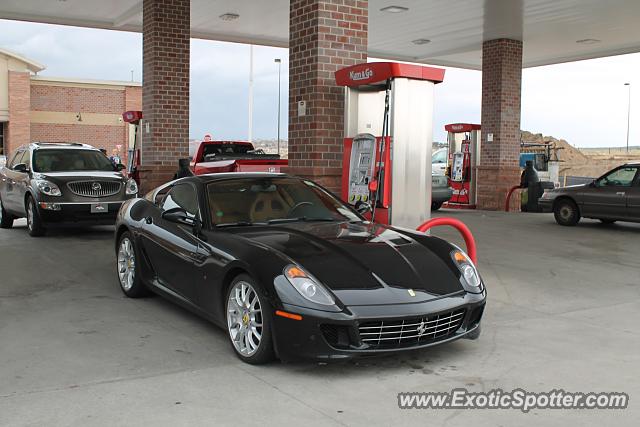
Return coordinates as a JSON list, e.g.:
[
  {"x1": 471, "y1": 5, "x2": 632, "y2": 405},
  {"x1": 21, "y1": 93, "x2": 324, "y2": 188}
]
[
  {"x1": 26, "y1": 196, "x2": 46, "y2": 236},
  {"x1": 0, "y1": 197, "x2": 14, "y2": 229},
  {"x1": 553, "y1": 199, "x2": 580, "y2": 226},
  {"x1": 431, "y1": 201, "x2": 443, "y2": 211}
]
